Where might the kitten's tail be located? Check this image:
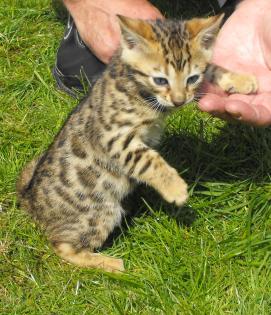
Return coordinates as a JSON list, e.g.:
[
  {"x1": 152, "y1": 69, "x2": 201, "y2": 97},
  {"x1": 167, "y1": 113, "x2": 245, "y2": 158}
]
[{"x1": 16, "y1": 155, "x2": 42, "y2": 201}]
